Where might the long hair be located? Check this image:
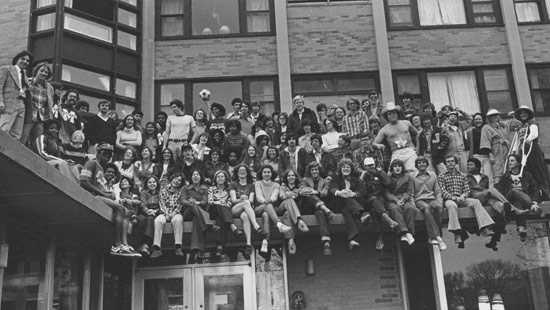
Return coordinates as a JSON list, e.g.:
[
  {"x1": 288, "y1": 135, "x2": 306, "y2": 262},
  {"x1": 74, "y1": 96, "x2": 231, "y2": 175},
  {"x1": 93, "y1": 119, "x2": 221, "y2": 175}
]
[
  {"x1": 160, "y1": 148, "x2": 175, "y2": 165},
  {"x1": 142, "y1": 175, "x2": 160, "y2": 193},
  {"x1": 336, "y1": 158, "x2": 357, "y2": 176},
  {"x1": 120, "y1": 114, "x2": 138, "y2": 131},
  {"x1": 281, "y1": 168, "x2": 301, "y2": 187},
  {"x1": 188, "y1": 169, "x2": 205, "y2": 185},
  {"x1": 304, "y1": 161, "x2": 324, "y2": 178},
  {"x1": 241, "y1": 145, "x2": 261, "y2": 171},
  {"x1": 258, "y1": 164, "x2": 277, "y2": 181},
  {"x1": 213, "y1": 170, "x2": 230, "y2": 188},
  {"x1": 144, "y1": 121, "x2": 157, "y2": 139},
  {"x1": 232, "y1": 164, "x2": 254, "y2": 184},
  {"x1": 265, "y1": 146, "x2": 279, "y2": 162}
]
